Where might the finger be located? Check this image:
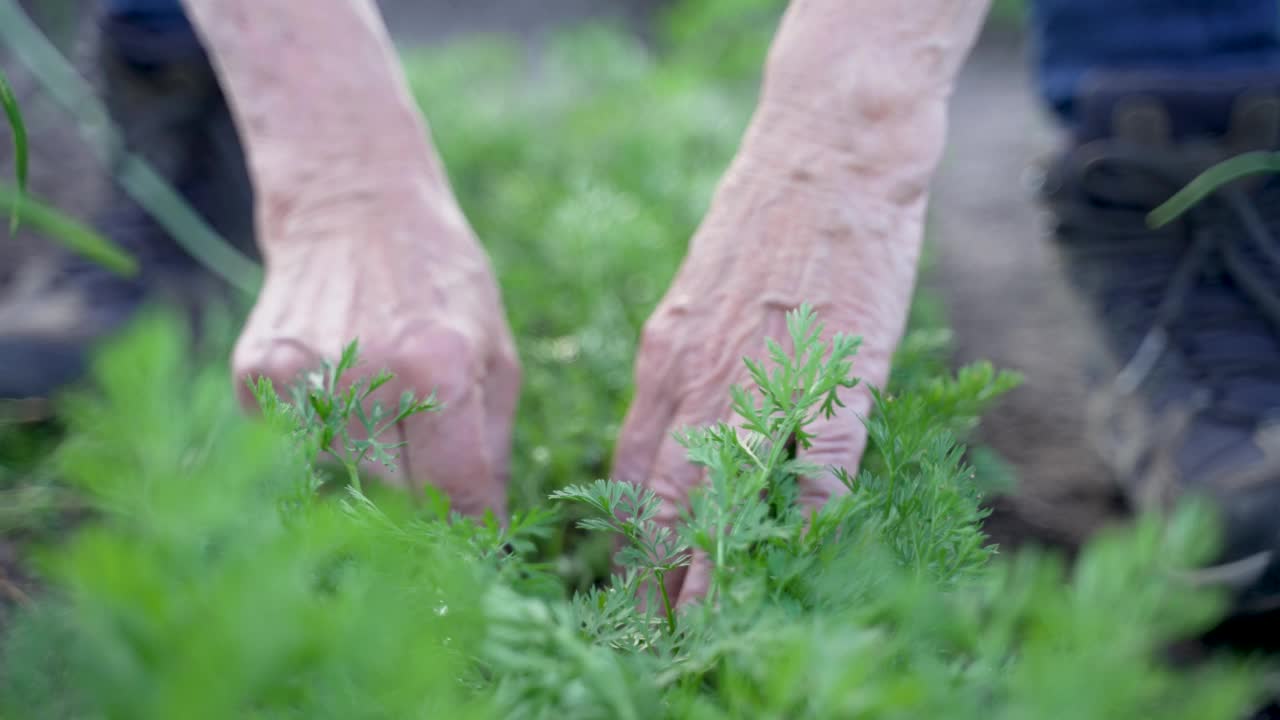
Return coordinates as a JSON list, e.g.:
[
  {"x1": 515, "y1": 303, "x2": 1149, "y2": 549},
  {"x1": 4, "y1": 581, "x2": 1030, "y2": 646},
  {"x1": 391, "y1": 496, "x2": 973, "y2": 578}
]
[
  {"x1": 610, "y1": 317, "x2": 684, "y2": 489},
  {"x1": 673, "y1": 423, "x2": 755, "y2": 610},
  {"x1": 642, "y1": 401, "x2": 724, "y2": 608},
  {"x1": 643, "y1": 309, "x2": 778, "y2": 606},
  {"x1": 745, "y1": 302, "x2": 867, "y2": 516},
  {"x1": 399, "y1": 377, "x2": 503, "y2": 518},
  {"x1": 482, "y1": 342, "x2": 521, "y2": 507},
  {"x1": 381, "y1": 332, "x2": 497, "y2": 514},
  {"x1": 612, "y1": 390, "x2": 676, "y2": 491},
  {"x1": 230, "y1": 336, "x2": 321, "y2": 413},
  {"x1": 343, "y1": 361, "x2": 417, "y2": 489},
  {"x1": 634, "y1": 429, "x2": 701, "y2": 612},
  {"x1": 611, "y1": 322, "x2": 683, "y2": 591},
  {"x1": 231, "y1": 336, "x2": 406, "y2": 491},
  {"x1": 794, "y1": 400, "x2": 865, "y2": 515},
  {"x1": 675, "y1": 548, "x2": 713, "y2": 608}
]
